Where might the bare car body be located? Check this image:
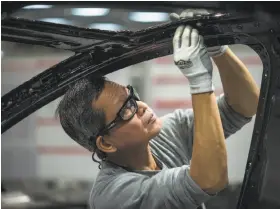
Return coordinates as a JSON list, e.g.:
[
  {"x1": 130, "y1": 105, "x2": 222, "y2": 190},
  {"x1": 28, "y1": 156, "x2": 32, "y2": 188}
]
[{"x1": 1, "y1": 2, "x2": 280, "y2": 209}]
